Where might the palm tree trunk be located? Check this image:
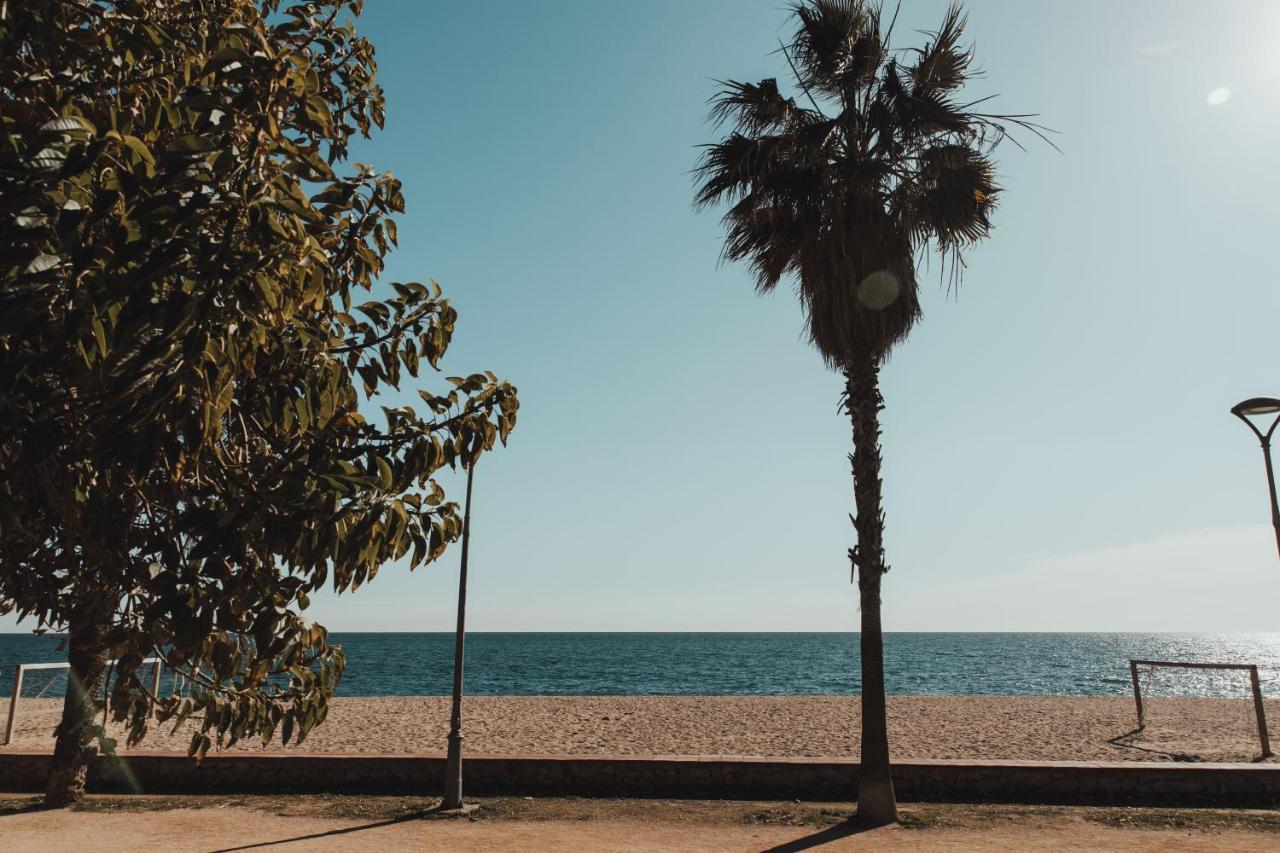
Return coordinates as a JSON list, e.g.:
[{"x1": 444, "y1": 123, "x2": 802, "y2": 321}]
[
  {"x1": 45, "y1": 596, "x2": 110, "y2": 806},
  {"x1": 844, "y1": 353, "x2": 898, "y2": 827}
]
